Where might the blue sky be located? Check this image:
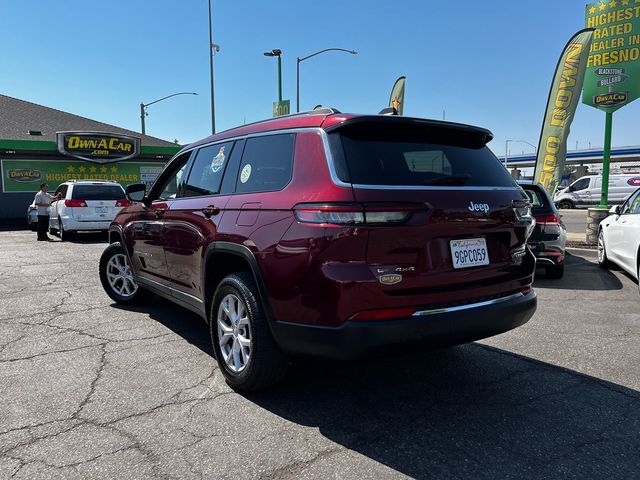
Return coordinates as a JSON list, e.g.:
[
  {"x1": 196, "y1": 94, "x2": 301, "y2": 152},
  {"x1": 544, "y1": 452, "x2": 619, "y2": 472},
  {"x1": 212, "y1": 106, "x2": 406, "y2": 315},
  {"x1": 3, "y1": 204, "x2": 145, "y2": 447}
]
[{"x1": 1, "y1": 0, "x2": 638, "y2": 156}]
